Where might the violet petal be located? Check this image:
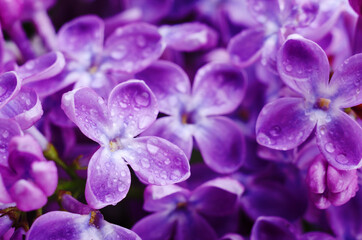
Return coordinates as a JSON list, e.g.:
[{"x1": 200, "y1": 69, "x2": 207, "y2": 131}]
[
  {"x1": 107, "y1": 80, "x2": 158, "y2": 138},
  {"x1": 0, "y1": 72, "x2": 21, "y2": 109},
  {"x1": 194, "y1": 116, "x2": 245, "y2": 174},
  {"x1": 85, "y1": 148, "x2": 131, "y2": 209},
  {"x1": 316, "y1": 109, "x2": 362, "y2": 170},
  {"x1": 256, "y1": 97, "x2": 316, "y2": 150}
]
